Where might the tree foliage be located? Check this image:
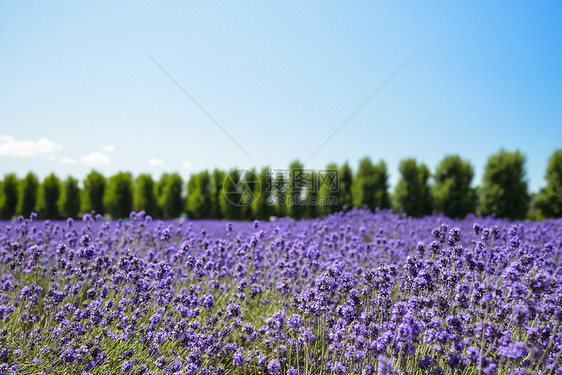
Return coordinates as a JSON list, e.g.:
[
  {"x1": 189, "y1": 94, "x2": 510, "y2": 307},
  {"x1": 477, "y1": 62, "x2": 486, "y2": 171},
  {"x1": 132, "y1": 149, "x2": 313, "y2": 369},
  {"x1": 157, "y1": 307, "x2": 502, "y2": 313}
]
[
  {"x1": 536, "y1": 148, "x2": 562, "y2": 218},
  {"x1": 394, "y1": 158, "x2": 432, "y2": 217},
  {"x1": 352, "y1": 157, "x2": 390, "y2": 211},
  {"x1": 60, "y1": 176, "x2": 81, "y2": 218},
  {"x1": 219, "y1": 169, "x2": 254, "y2": 220},
  {"x1": 339, "y1": 162, "x2": 354, "y2": 210},
  {"x1": 432, "y1": 154, "x2": 477, "y2": 218},
  {"x1": 209, "y1": 169, "x2": 226, "y2": 219},
  {"x1": 82, "y1": 170, "x2": 106, "y2": 215},
  {"x1": 18, "y1": 172, "x2": 39, "y2": 218},
  {"x1": 0, "y1": 173, "x2": 19, "y2": 220},
  {"x1": 287, "y1": 160, "x2": 306, "y2": 219},
  {"x1": 218, "y1": 169, "x2": 242, "y2": 220},
  {"x1": 157, "y1": 173, "x2": 184, "y2": 219},
  {"x1": 272, "y1": 172, "x2": 287, "y2": 217},
  {"x1": 186, "y1": 171, "x2": 213, "y2": 219},
  {"x1": 318, "y1": 163, "x2": 341, "y2": 216},
  {"x1": 38, "y1": 173, "x2": 61, "y2": 219},
  {"x1": 105, "y1": 172, "x2": 133, "y2": 219},
  {"x1": 240, "y1": 169, "x2": 259, "y2": 219},
  {"x1": 252, "y1": 167, "x2": 275, "y2": 220},
  {"x1": 5, "y1": 149, "x2": 561, "y2": 221},
  {"x1": 305, "y1": 170, "x2": 319, "y2": 219},
  {"x1": 134, "y1": 174, "x2": 159, "y2": 217},
  {"x1": 480, "y1": 149, "x2": 530, "y2": 219}
]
